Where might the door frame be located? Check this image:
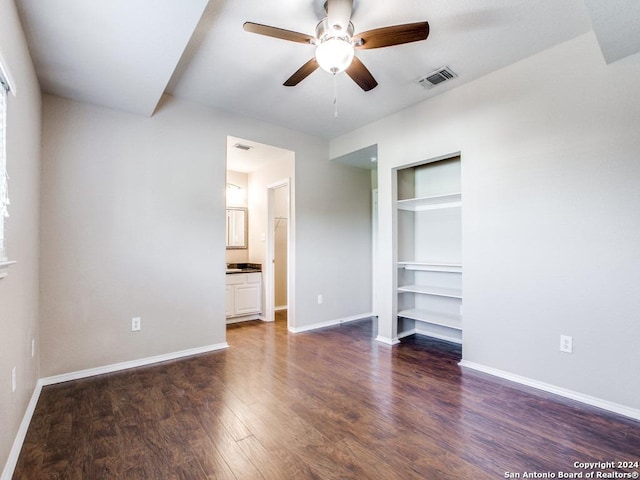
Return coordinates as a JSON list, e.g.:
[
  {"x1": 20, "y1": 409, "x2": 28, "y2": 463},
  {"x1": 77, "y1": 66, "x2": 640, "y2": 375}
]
[
  {"x1": 265, "y1": 178, "x2": 291, "y2": 328},
  {"x1": 372, "y1": 188, "x2": 378, "y2": 317}
]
